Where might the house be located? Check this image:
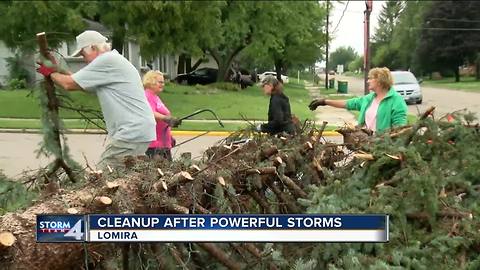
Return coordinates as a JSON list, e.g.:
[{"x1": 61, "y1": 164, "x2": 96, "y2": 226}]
[{"x1": 0, "y1": 19, "x2": 218, "y2": 88}]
